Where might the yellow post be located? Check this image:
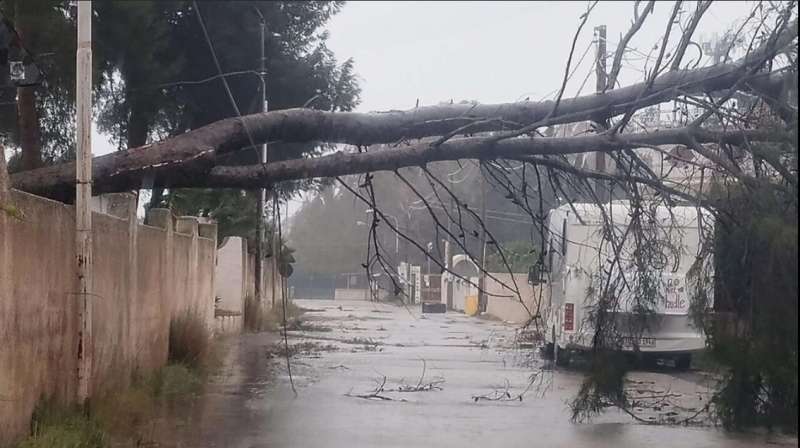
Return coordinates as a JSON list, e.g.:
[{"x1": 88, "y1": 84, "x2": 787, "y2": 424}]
[{"x1": 465, "y1": 295, "x2": 479, "y2": 316}]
